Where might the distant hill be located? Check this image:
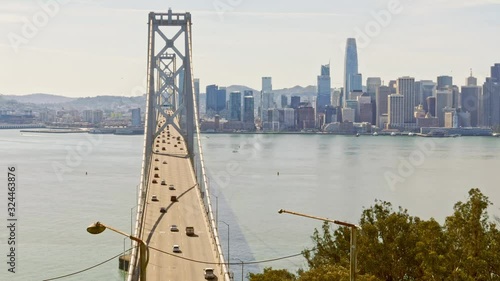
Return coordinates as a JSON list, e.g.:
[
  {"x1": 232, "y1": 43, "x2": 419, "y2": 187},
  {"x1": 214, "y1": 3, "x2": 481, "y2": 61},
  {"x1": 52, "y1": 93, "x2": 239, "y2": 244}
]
[
  {"x1": 225, "y1": 85, "x2": 316, "y2": 96},
  {"x1": 2, "y1": 94, "x2": 75, "y2": 104}
]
